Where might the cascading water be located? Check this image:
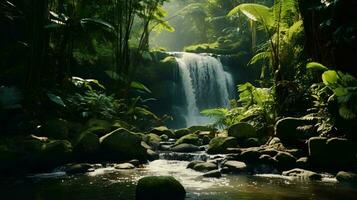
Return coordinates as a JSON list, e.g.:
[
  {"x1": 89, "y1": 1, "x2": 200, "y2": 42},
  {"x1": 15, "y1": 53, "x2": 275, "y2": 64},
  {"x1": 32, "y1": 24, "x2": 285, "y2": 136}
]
[{"x1": 172, "y1": 52, "x2": 235, "y2": 127}]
